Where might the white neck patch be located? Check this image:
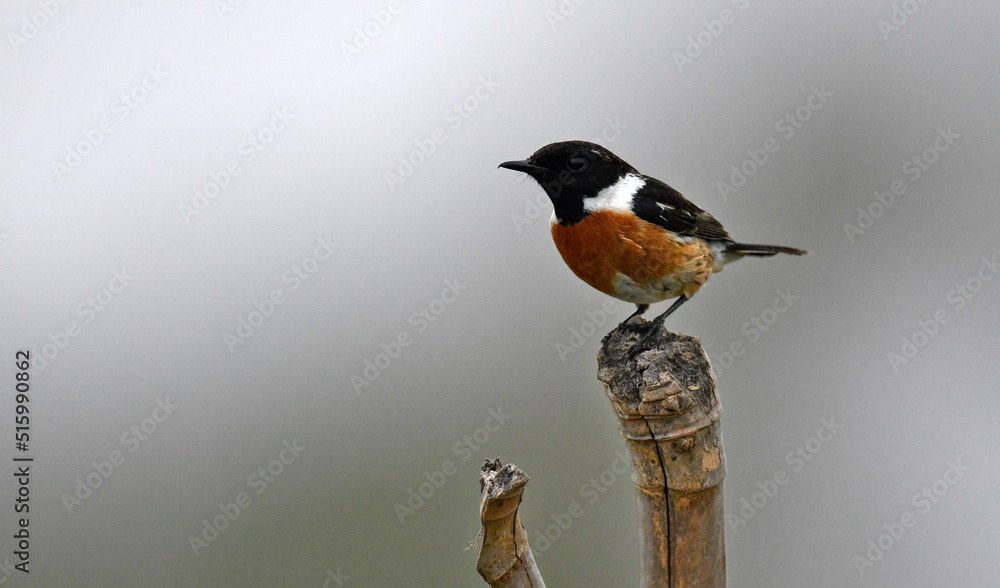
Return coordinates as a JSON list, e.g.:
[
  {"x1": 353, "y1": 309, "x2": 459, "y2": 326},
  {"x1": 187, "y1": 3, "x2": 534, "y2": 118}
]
[{"x1": 583, "y1": 174, "x2": 645, "y2": 214}]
